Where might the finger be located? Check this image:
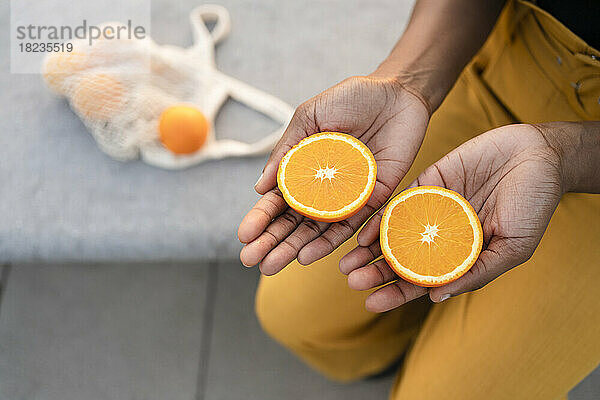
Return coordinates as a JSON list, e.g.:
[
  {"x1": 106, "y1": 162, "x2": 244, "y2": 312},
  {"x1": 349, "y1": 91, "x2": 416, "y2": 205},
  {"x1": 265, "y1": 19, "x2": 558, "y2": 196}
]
[
  {"x1": 255, "y1": 103, "x2": 313, "y2": 194},
  {"x1": 365, "y1": 280, "x2": 428, "y2": 313},
  {"x1": 296, "y1": 184, "x2": 385, "y2": 265},
  {"x1": 238, "y1": 189, "x2": 288, "y2": 243},
  {"x1": 339, "y1": 241, "x2": 382, "y2": 275},
  {"x1": 428, "y1": 238, "x2": 525, "y2": 302},
  {"x1": 260, "y1": 219, "x2": 329, "y2": 275},
  {"x1": 347, "y1": 259, "x2": 397, "y2": 291},
  {"x1": 239, "y1": 210, "x2": 303, "y2": 267},
  {"x1": 356, "y1": 208, "x2": 383, "y2": 247},
  {"x1": 296, "y1": 217, "x2": 360, "y2": 266}
]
